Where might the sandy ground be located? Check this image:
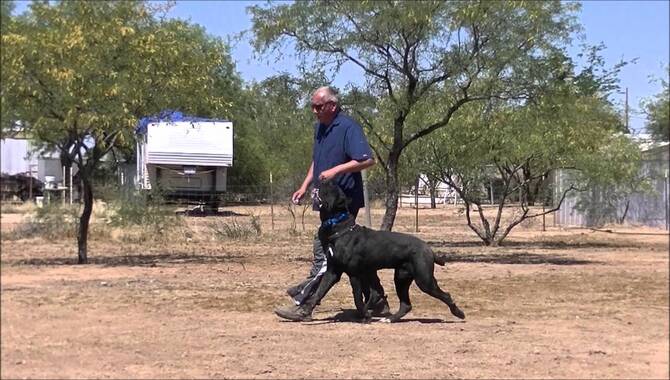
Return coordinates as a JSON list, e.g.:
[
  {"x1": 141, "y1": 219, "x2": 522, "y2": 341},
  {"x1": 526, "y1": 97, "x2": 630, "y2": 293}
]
[{"x1": 1, "y1": 205, "x2": 668, "y2": 379}]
